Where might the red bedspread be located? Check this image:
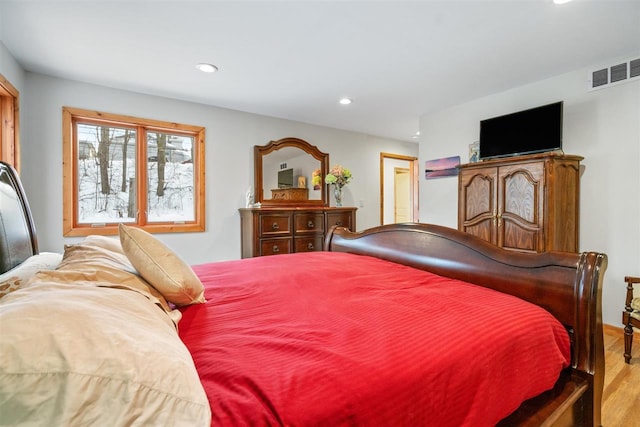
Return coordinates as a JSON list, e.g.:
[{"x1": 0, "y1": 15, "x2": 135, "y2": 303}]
[{"x1": 179, "y1": 252, "x2": 570, "y2": 427}]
